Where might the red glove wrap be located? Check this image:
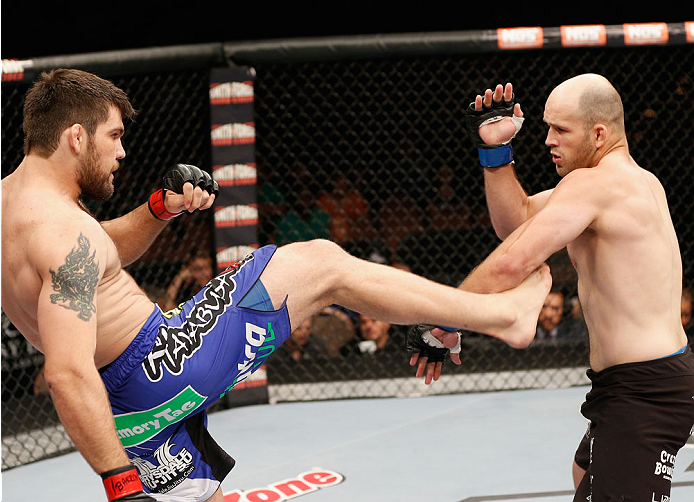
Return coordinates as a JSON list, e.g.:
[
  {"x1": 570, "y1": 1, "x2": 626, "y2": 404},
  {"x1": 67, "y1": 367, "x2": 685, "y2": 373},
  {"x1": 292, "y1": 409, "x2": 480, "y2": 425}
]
[
  {"x1": 101, "y1": 464, "x2": 145, "y2": 501},
  {"x1": 148, "y1": 188, "x2": 182, "y2": 221}
]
